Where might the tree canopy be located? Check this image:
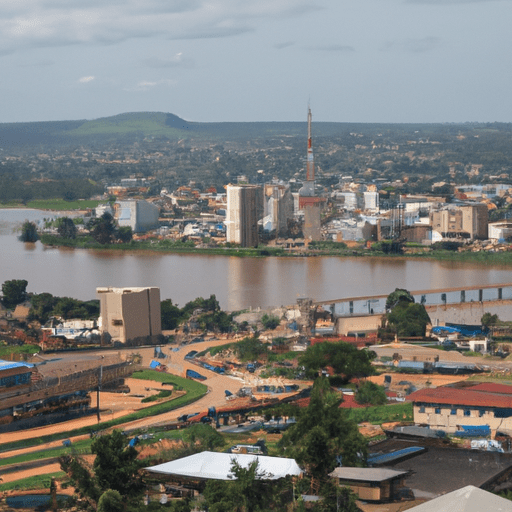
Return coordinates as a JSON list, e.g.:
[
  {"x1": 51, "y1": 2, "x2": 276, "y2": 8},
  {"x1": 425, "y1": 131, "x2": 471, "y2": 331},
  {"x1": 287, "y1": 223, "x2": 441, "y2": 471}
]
[
  {"x1": 19, "y1": 220, "x2": 38, "y2": 242},
  {"x1": 279, "y1": 378, "x2": 368, "y2": 494},
  {"x1": 2, "y1": 279, "x2": 28, "y2": 309},
  {"x1": 298, "y1": 341, "x2": 376, "y2": 381}
]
